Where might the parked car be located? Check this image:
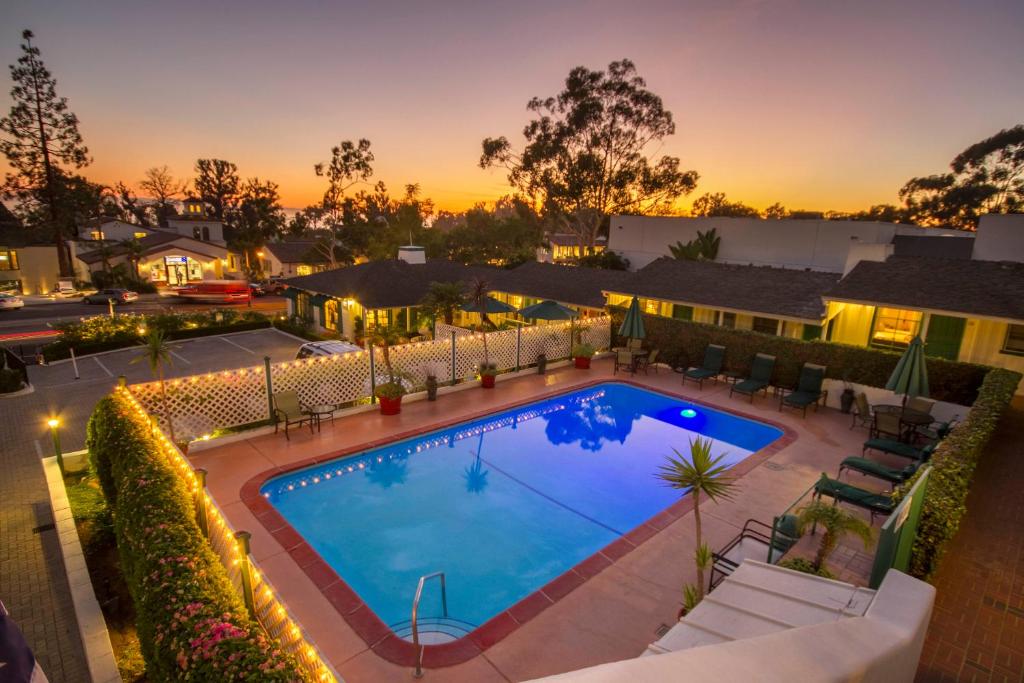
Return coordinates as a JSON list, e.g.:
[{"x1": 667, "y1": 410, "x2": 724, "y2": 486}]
[
  {"x1": 262, "y1": 277, "x2": 286, "y2": 295},
  {"x1": 295, "y1": 340, "x2": 362, "y2": 359},
  {"x1": 82, "y1": 288, "x2": 139, "y2": 305},
  {"x1": 0, "y1": 294, "x2": 24, "y2": 310},
  {"x1": 249, "y1": 282, "x2": 266, "y2": 297}
]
